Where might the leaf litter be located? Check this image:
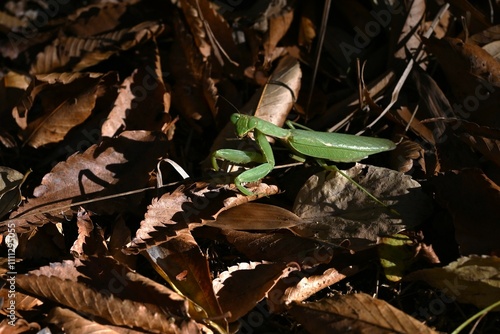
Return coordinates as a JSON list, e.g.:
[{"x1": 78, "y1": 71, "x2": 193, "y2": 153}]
[{"x1": 0, "y1": 1, "x2": 499, "y2": 333}]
